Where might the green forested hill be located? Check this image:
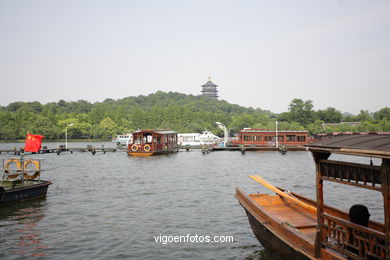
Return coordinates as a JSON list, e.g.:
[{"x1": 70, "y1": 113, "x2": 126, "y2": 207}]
[
  {"x1": 0, "y1": 91, "x2": 389, "y2": 140},
  {"x1": 0, "y1": 91, "x2": 272, "y2": 140}
]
